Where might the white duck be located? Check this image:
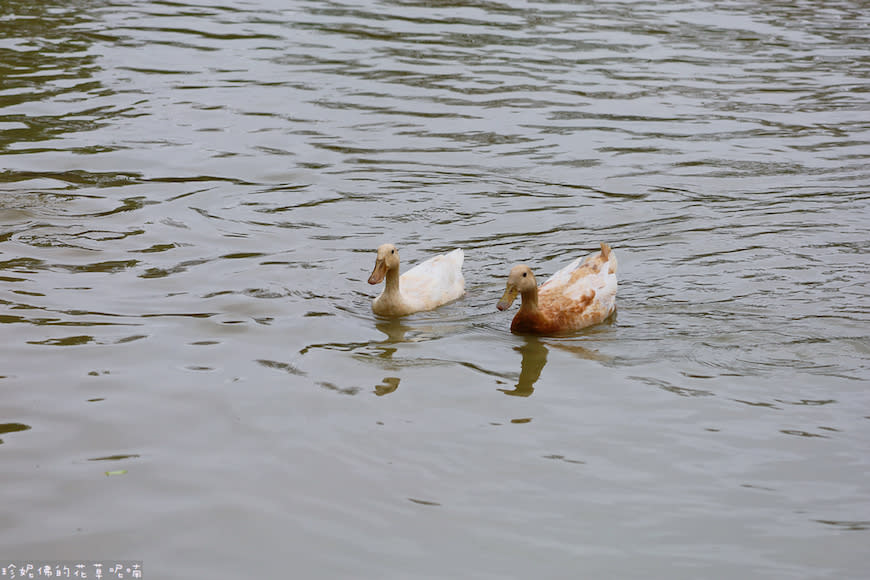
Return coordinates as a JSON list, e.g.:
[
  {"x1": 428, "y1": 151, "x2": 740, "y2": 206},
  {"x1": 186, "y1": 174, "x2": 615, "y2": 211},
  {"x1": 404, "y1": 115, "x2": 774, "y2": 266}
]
[{"x1": 368, "y1": 243, "x2": 465, "y2": 316}]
